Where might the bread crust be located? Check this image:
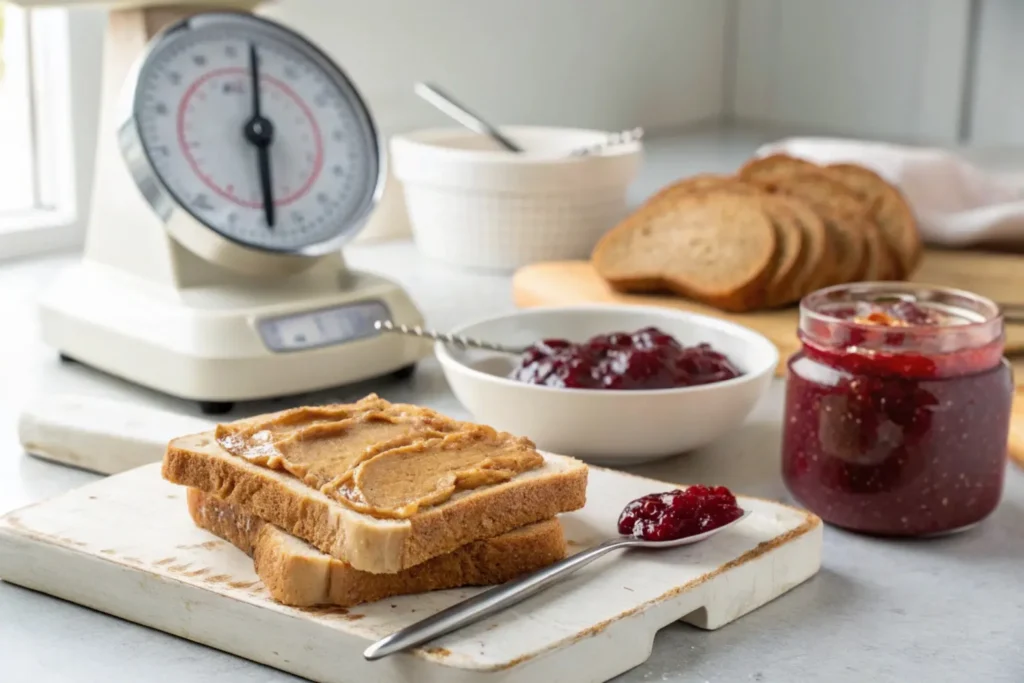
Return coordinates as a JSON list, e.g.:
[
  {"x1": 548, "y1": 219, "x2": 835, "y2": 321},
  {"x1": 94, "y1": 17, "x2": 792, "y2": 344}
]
[
  {"x1": 747, "y1": 170, "x2": 870, "y2": 286},
  {"x1": 163, "y1": 432, "x2": 587, "y2": 575},
  {"x1": 772, "y1": 194, "x2": 831, "y2": 303},
  {"x1": 187, "y1": 488, "x2": 567, "y2": 608},
  {"x1": 759, "y1": 195, "x2": 806, "y2": 308},
  {"x1": 827, "y1": 162, "x2": 921, "y2": 277},
  {"x1": 644, "y1": 174, "x2": 763, "y2": 207}
]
